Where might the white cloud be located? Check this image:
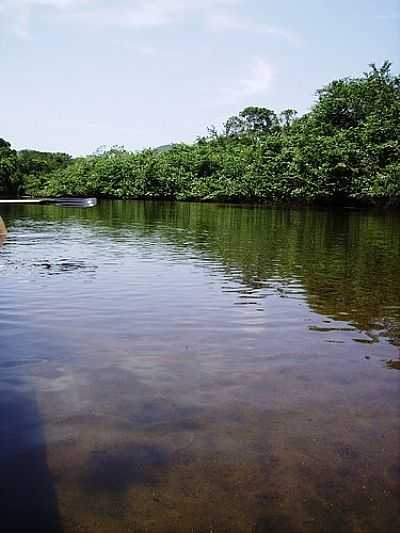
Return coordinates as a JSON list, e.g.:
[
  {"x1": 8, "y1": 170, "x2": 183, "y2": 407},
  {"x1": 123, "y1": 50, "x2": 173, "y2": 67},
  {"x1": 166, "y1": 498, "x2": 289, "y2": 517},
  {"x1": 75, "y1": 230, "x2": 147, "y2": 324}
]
[
  {"x1": 205, "y1": 10, "x2": 299, "y2": 44},
  {"x1": 1, "y1": 0, "x2": 240, "y2": 27},
  {"x1": 221, "y1": 58, "x2": 276, "y2": 103},
  {"x1": 0, "y1": 0, "x2": 90, "y2": 12},
  {"x1": 240, "y1": 58, "x2": 275, "y2": 95},
  {"x1": 73, "y1": 0, "x2": 242, "y2": 28},
  {"x1": 205, "y1": 11, "x2": 247, "y2": 31},
  {"x1": 377, "y1": 13, "x2": 400, "y2": 20},
  {"x1": 1, "y1": 0, "x2": 297, "y2": 43},
  {"x1": 4, "y1": 0, "x2": 91, "y2": 5}
]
